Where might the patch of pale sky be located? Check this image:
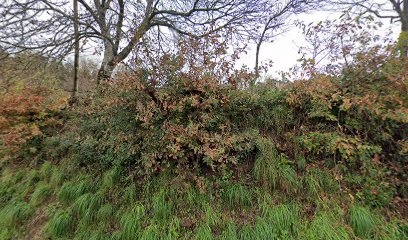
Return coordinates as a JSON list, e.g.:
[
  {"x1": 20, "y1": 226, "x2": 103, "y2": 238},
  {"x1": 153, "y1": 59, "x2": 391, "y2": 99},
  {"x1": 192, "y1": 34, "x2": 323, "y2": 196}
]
[
  {"x1": 74, "y1": 6, "x2": 401, "y2": 79},
  {"x1": 236, "y1": 10, "x2": 401, "y2": 79}
]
